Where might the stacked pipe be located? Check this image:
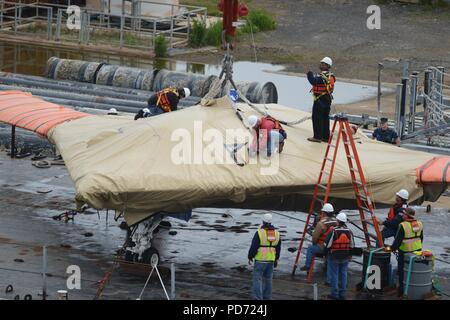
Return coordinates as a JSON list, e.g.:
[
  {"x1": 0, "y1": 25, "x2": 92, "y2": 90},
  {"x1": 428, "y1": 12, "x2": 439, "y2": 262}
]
[
  {"x1": 46, "y1": 57, "x2": 278, "y2": 104},
  {"x1": 0, "y1": 71, "x2": 201, "y2": 114}
]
